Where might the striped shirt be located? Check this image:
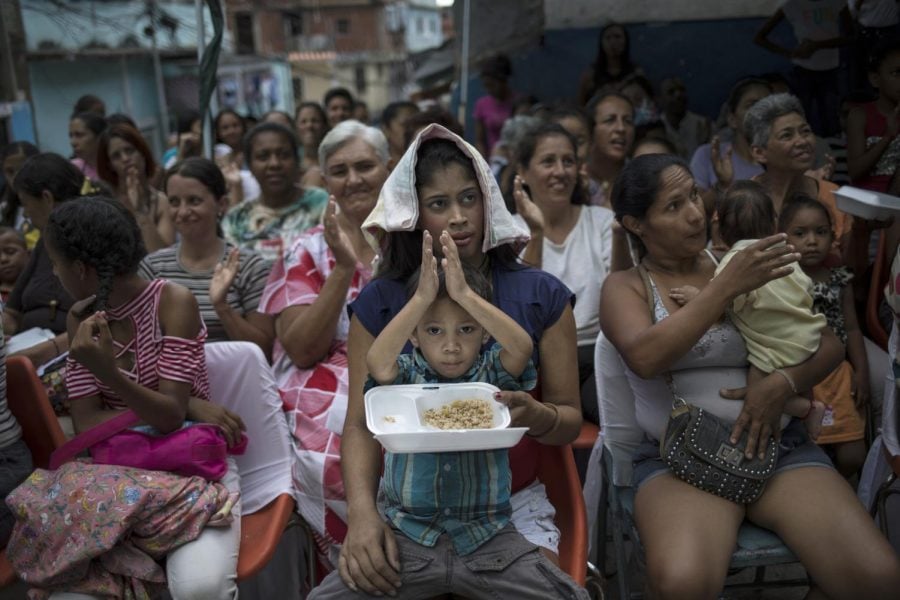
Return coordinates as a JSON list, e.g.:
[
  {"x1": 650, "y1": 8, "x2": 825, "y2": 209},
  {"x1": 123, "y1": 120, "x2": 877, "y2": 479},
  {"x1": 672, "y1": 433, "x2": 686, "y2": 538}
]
[
  {"x1": 0, "y1": 317, "x2": 22, "y2": 449},
  {"x1": 138, "y1": 243, "x2": 270, "y2": 343},
  {"x1": 367, "y1": 345, "x2": 537, "y2": 555},
  {"x1": 66, "y1": 279, "x2": 210, "y2": 409}
]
